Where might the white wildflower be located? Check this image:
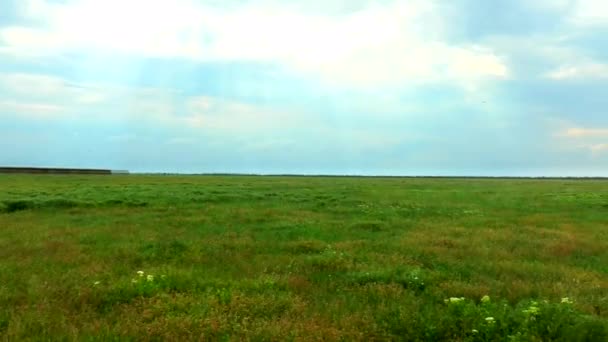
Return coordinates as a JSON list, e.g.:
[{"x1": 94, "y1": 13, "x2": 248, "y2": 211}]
[
  {"x1": 137, "y1": 271, "x2": 144, "y2": 277},
  {"x1": 449, "y1": 297, "x2": 465, "y2": 304},
  {"x1": 147, "y1": 274, "x2": 154, "y2": 282},
  {"x1": 523, "y1": 304, "x2": 540, "y2": 316}
]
